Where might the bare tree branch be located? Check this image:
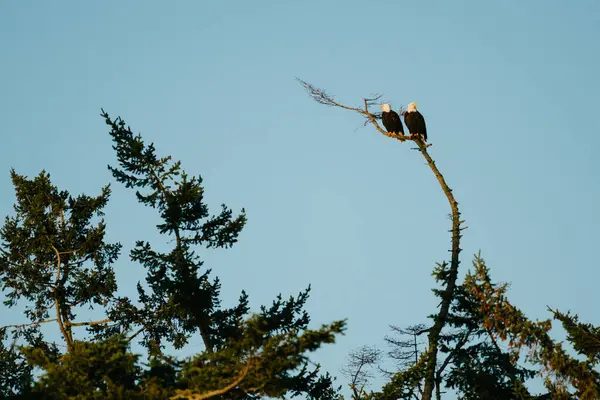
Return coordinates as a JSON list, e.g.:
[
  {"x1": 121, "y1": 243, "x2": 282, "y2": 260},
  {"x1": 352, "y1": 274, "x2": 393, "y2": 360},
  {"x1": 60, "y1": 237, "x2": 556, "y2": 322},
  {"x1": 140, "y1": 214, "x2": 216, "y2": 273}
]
[
  {"x1": 298, "y1": 78, "x2": 432, "y2": 146},
  {"x1": 299, "y1": 80, "x2": 463, "y2": 400},
  {"x1": 385, "y1": 324, "x2": 429, "y2": 370},
  {"x1": 341, "y1": 345, "x2": 383, "y2": 400}
]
